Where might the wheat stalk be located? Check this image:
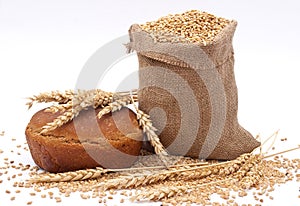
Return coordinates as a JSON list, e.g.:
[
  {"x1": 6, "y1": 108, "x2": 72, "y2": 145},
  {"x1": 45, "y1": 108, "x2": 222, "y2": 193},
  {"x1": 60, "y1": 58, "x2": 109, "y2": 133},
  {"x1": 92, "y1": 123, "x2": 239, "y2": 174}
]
[
  {"x1": 27, "y1": 89, "x2": 125, "y2": 111},
  {"x1": 132, "y1": 178, "x2": 234, "y2": 201},
  {"x1": 93, "y1": 152, "x2": 255, "y2": 191},
  {"x1": 42, "y1": 91, "x2": 138, "y2": 133},
  {"x1": 27, "y1": 89, "x2": 139, "y2": 133},
  {"x1": 131, "y1": 154, "x2": 263, "y2": 202},
  {"x1": 29, "y1": 161, "x2": 208, "y2": 183},
  {"x1": 27, "y1": 89, "x2": 136, "y2": 134},
  {"x1": 40, "y1": 90, "x2": 96, "y2": 134},
  {"x1": 95, "y1": 167, "x2": 177, "y2": 190},
  {"x1": 24, "y1": 126, "x2": 300, "y2": 204},
  {"x1": 263, "y1": 145, "x2": 300, "y2": 159},
  {"x1": 29, "y1": 147, "x2": 261, "y2": 185}
]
